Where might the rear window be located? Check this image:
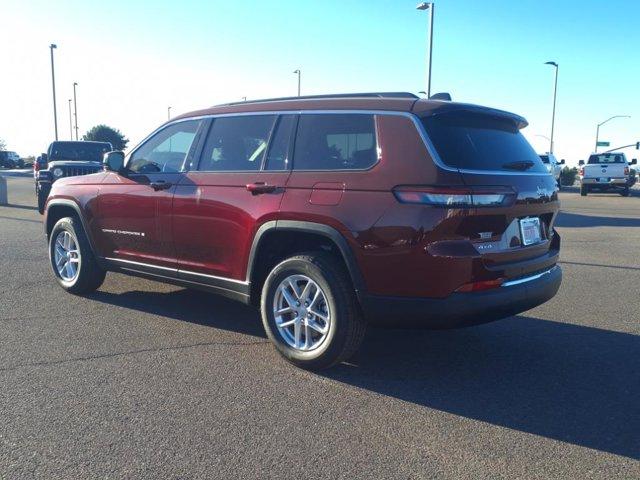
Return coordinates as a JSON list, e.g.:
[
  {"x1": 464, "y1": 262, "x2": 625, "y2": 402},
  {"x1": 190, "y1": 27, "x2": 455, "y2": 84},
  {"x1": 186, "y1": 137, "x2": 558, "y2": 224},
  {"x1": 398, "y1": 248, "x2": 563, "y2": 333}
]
[
  {"x1": 588, "y1": 154, "x2": 625, "y2": 164},
  {"x1": 293, "y1": 114, "x2": 377, "y2": 170},
  {"x1": 49, "y1": 142, "x2": 111, "y2": 162},
  {"x1": 421, "y1": 112, "x2": 546, "y2": 173}
]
